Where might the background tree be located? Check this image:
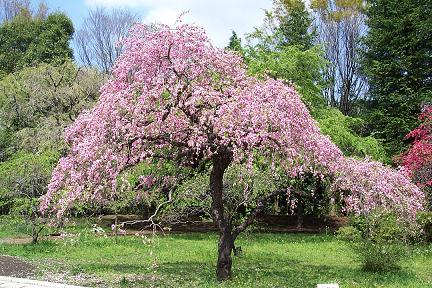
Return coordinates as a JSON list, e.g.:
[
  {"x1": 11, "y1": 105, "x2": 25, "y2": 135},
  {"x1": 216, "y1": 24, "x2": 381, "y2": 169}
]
[
  {"x1": 0, "y1": 61, "x2": 103, "y2": 143},
  {"x1": 0, "y1": 0, "x2": 49, "y2": 22},
  {"x1": 245, "y1": 2, "x2": 388, "y2": 223},
  {"x1": 362, "y1": 0, "x2": 432, "y2": 157},
  {"x1": 0, "y1": 0, "x2": 31, "y2": 22},
  {"x1": 316, "y1": 108, "x2": 386, "y2": 161},
  {"x1": 254, "y1": 0, "x2": 315, "y2": 50},
  {"x1": 311, "y1": 0, "x2": 368, "y2": 115},
  {"x1": 0, "y1": 151, "x2": 58, "y2": 243},
  {"x1": 245, "y1": 0, "x2": 323, "y2": 109},
  {"x1": 24, "y1": 13, "x2": 74, "y2": 66},
  {"x1": 270, "y1": 0, "x2": 315, "y2": 49},
  {"x1": 246, "y1": 0, "x2": 378, "y2": 152},
  {"x1": 226, "y1": 30, "x2": 243, "y2": 54},
  {"x1": 246, "y1": 43, "x2": 327, "y2": 109},
  {"x1": 0, "y1": 9, "x2": 73, "y2": 76},
  {"x1": 74, "y1": 7, "x2": 138, "y2": 73},
  {"x1": 0, "y1": 61, "x2": 104, "y2": 216}
]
